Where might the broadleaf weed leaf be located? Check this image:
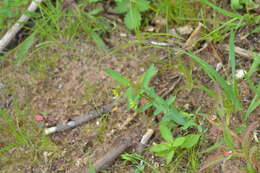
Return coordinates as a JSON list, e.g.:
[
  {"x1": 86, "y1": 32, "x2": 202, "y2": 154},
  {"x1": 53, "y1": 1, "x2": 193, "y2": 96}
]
[
  {"x1": 124, "y1": 6, "x2": 141, "y2": 30},
  {"x1": 103, "y1": 69, "x2": 131, "y2": 86},
  {"x1": 171, "y1": 137, "x2": 185, "y2": 147},
  {"x1": 135, "y1": 0, "x2": 150, "y2": 12},
  {"x1": 115, "y1": 0, "x2": 129, "y2": 13},
  {"x1": 159, "y1": 124, "x2": 173, "y2": 142},
  {"x1": 181, "y1": 134, "x2": 201, "y2": 148},
  {"x1": 149, "y1": 143, "x2": 171, "y2": 152},
  {"x1": 166, "y1": 150, "x2": 175, "y2": 164},
  {"x1": 141, "y1": 64, "x2": 158, "y2": 88}
]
